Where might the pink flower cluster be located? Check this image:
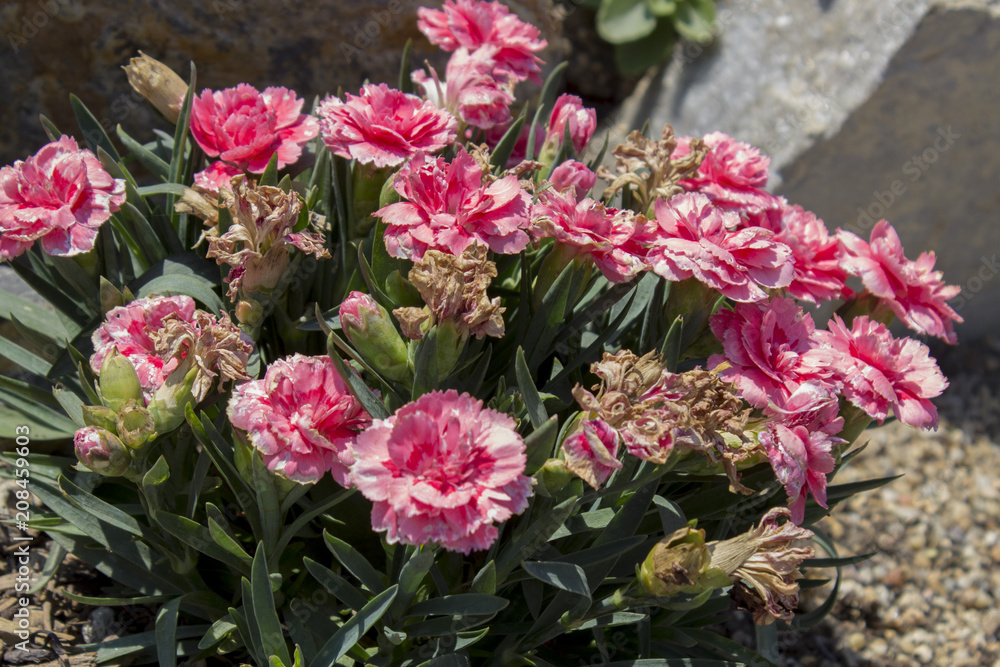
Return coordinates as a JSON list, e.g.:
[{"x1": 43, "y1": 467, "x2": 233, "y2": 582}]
[
  {"x1": 228, "y1": 354, "x2": 371, "y2": 485},
  {"x1": 545, "y1": 94, "x2": 597, "y2": 155},
  {"x1": 91, "y1": 295, "x2": 198, "y2": 401},
  {"x1": 317, "y1": 84, "x2": 457, "y2": 168},
  {"x1": 351, "y1": 390, "x2": 533, "y2": 553},
  {"x1": 0, "y1": 136, "x2": 124, "y2": 259},
  {"x1": 376, "y1": 148, "x2": 530, "y2": 259},
  {"x1": 675, "y1": 131, "x2": 778, "y2": 213},
  {"x1": 190, "y1": 84, "x2": 318, "y2": 193},
  {"x1": 412, "y1": 47, "x2": 514, "y2": 130},
  {"x1": 708, "y1": 295, "x2": 948, "y2": 522}
]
